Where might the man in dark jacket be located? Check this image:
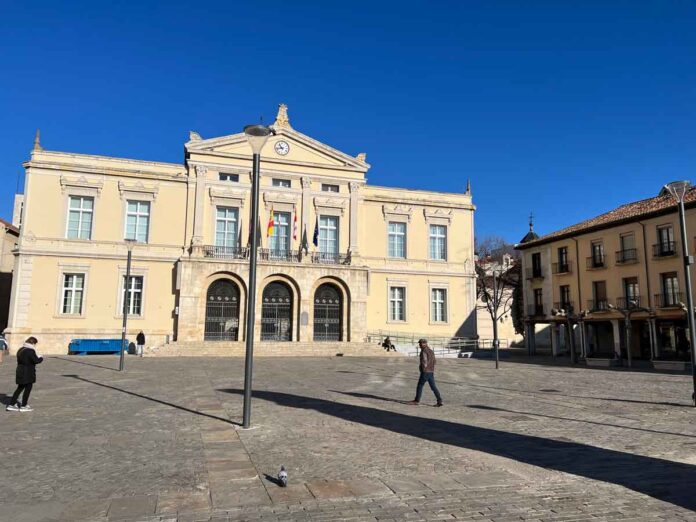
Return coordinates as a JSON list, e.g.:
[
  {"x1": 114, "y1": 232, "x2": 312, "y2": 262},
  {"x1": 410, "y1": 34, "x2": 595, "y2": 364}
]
[
  {"x1": 408, "y1": 339, "x2": 443, "y2": 407},
  {"x1": 6, "y1": 337, "x2": 43, "y2": 412},
  {"x1": 136, "y1": 331, "x2": 146, "y2": 357}
]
